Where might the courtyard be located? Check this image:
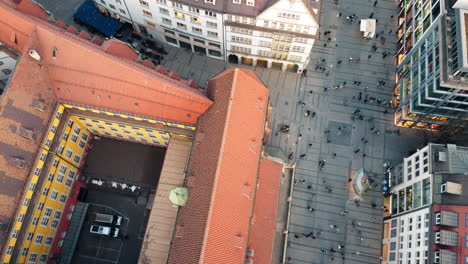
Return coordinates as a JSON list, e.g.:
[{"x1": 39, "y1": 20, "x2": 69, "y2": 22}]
[{"x1": 71, "y1": 138, "x2": 166, "y2": 264}]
